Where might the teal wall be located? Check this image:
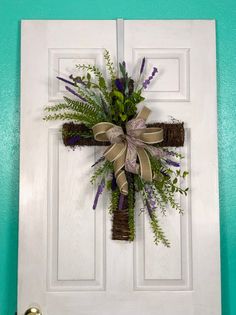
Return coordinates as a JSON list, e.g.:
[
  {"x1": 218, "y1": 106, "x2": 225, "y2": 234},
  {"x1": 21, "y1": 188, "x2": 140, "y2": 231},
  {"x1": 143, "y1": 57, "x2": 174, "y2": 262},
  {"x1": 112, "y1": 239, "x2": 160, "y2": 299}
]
[{"x1": 0, "y1": 0, "x2": 236, "y2": 314}]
